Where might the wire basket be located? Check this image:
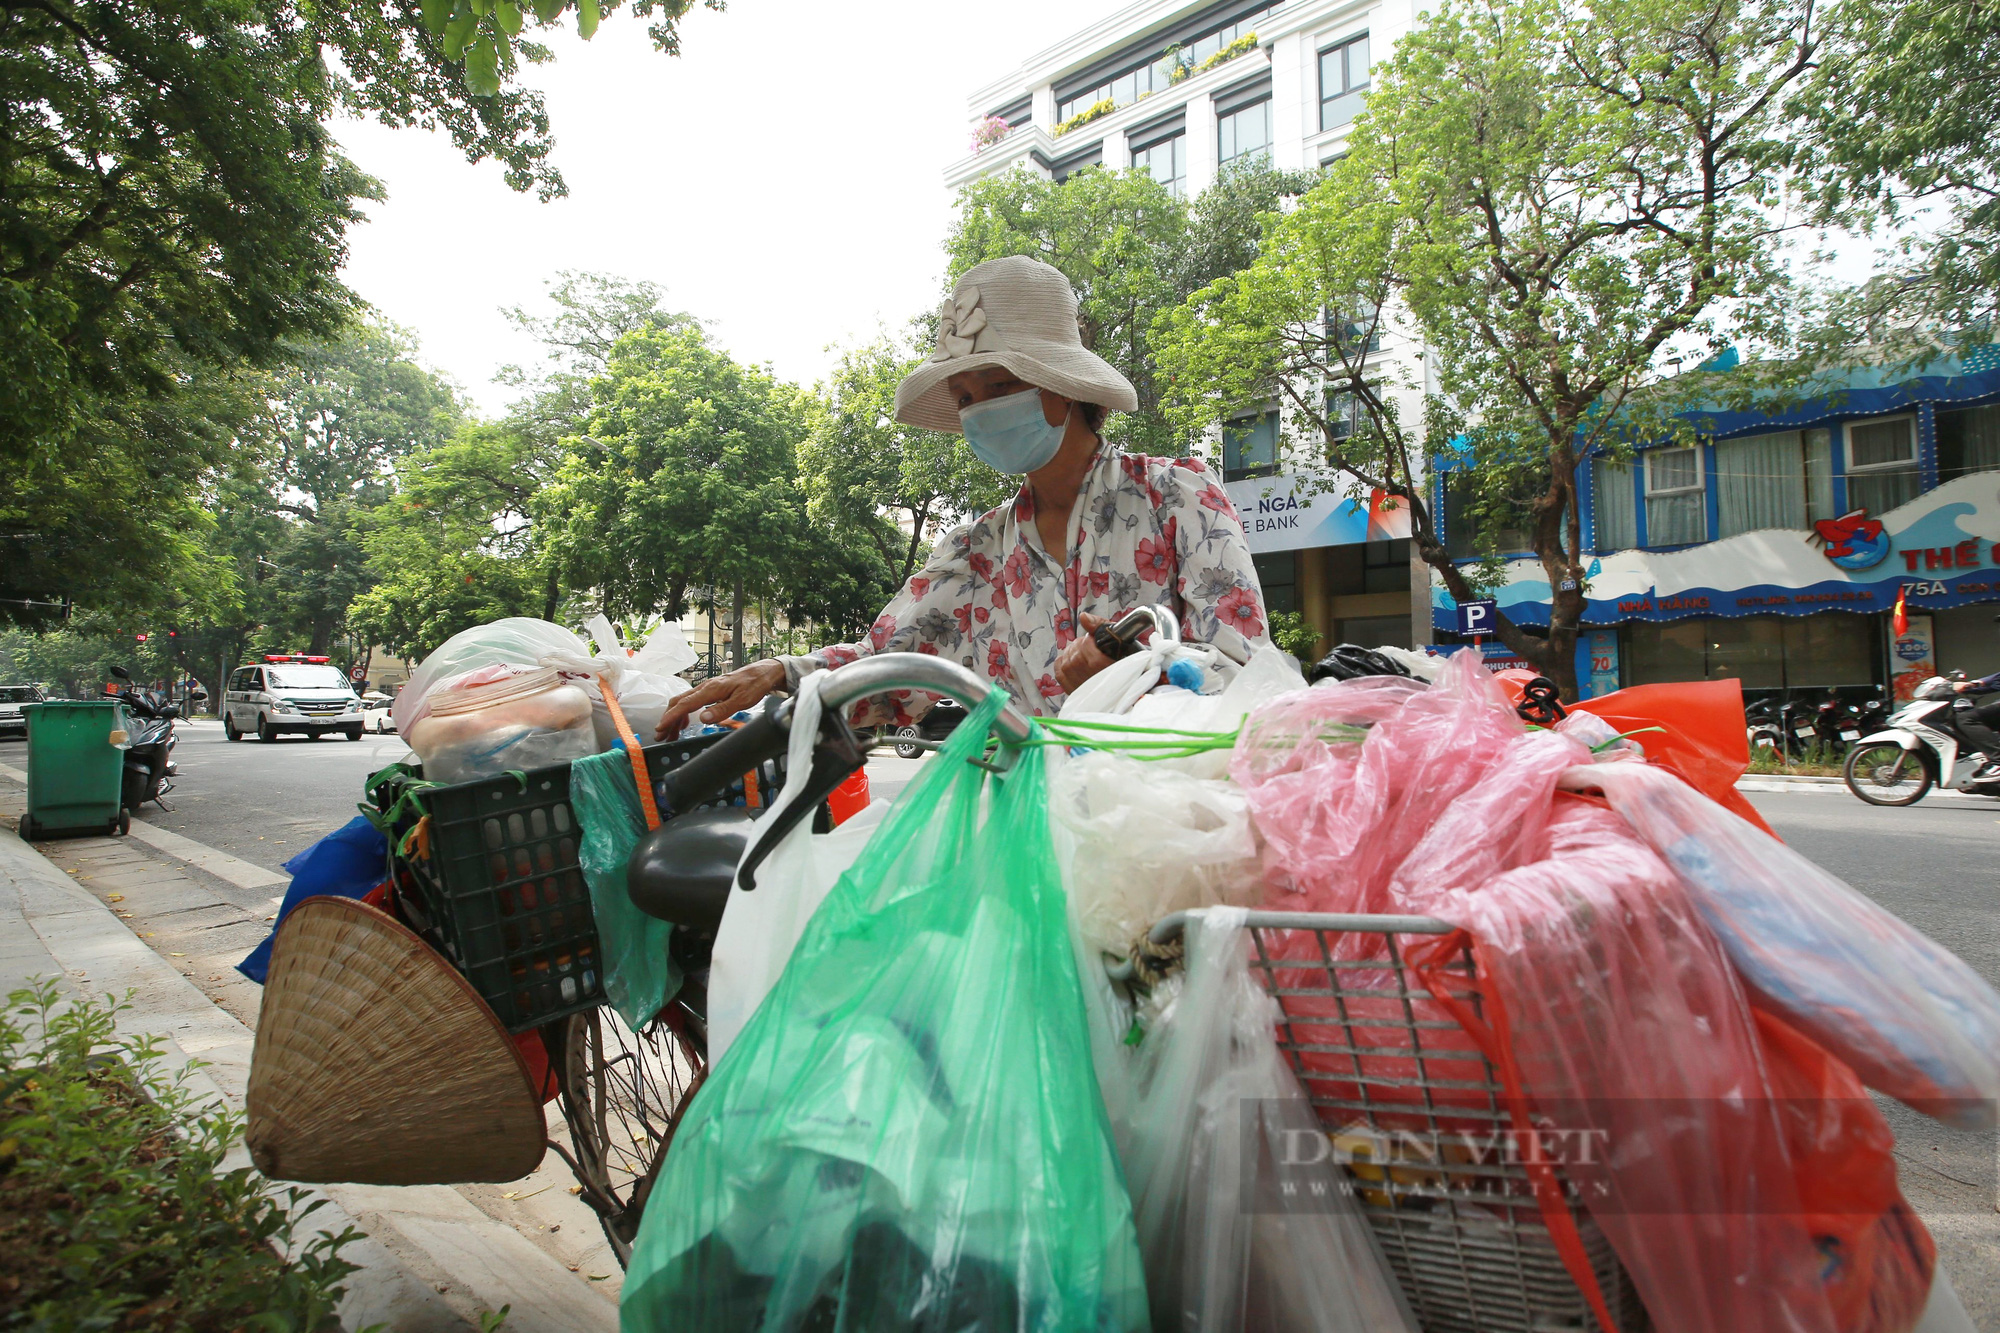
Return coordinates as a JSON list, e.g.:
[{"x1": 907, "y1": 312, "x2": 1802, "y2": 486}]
[
  {"x1": 1236, "y1": 910, "x2": 1651, "y2": 1333},
  {"x1": 379, "y1": 732, "x2": 786, "y2": 1033}
]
